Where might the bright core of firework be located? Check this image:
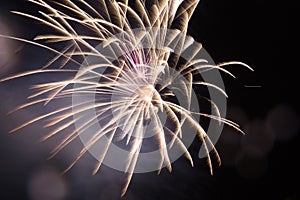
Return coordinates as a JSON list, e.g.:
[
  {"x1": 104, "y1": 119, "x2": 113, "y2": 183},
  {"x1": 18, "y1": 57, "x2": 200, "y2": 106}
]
[{"x1": 0, "y1": 0, "x2": 252, "y2": 196}]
